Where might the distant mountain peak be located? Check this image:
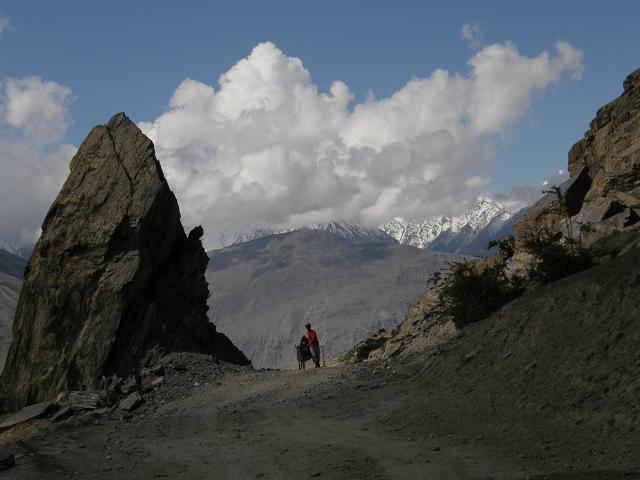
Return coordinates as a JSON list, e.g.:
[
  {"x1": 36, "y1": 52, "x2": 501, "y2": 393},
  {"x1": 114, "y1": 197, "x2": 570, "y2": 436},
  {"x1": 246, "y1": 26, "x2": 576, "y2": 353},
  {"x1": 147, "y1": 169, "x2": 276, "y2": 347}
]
[
  {"x1": 379, "y1": 199, "x2": 512, "y2": 254},
  {"x1": 224, "y1": 199, "x2": 513, "y2": 256},
  {"x1": 226, "y1": 221, "x2": 396, "y2": 248}
]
